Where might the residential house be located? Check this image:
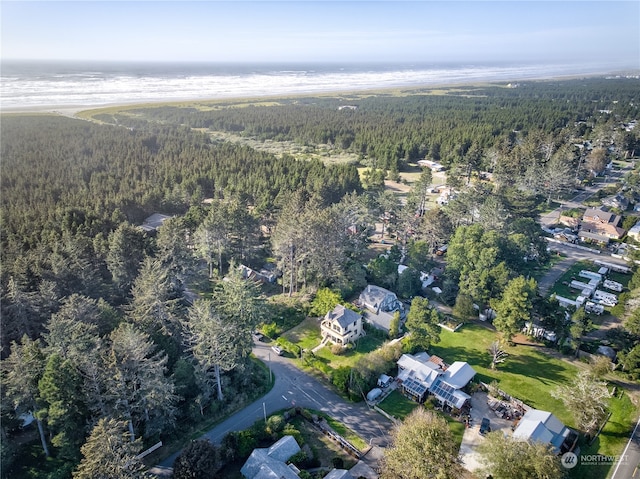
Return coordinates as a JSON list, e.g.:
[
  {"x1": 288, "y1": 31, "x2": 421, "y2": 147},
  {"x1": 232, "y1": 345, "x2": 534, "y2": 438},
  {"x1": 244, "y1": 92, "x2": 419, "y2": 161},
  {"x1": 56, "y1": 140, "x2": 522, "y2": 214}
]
[
  {"x1": 512, "y1": 409, "x2": 578, "y2": 454},
  {"x1": 601, "y1": 194, "x2": 629, "y2": 210},
  {"x1": 628, "y1": 221, "x2": 640, "y2": 241},
  {"x1": 139, "y1": 213, "x2": 172, "y2": 233},
  {"x1": 397, "y1": 352, "x2": 476, "y2": 409},
  {"x1": 357, "y1": 285, "x2": 404, "y2": 332},
  {"x1": 321, "y1": 305, "x2": 364, "y2": 345},
  {"x1": 417, "y1": 159, "x2": 445, "y2": 172},
  {"x1": 238, "y1": 264, "x2": 277, "y2": 283},
  {"x1": 580, "y1": 208, "x2": 625, "y2": 241},
  {"x1": 240, "y1": 435, "x2": 301, "y2": 479}
]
